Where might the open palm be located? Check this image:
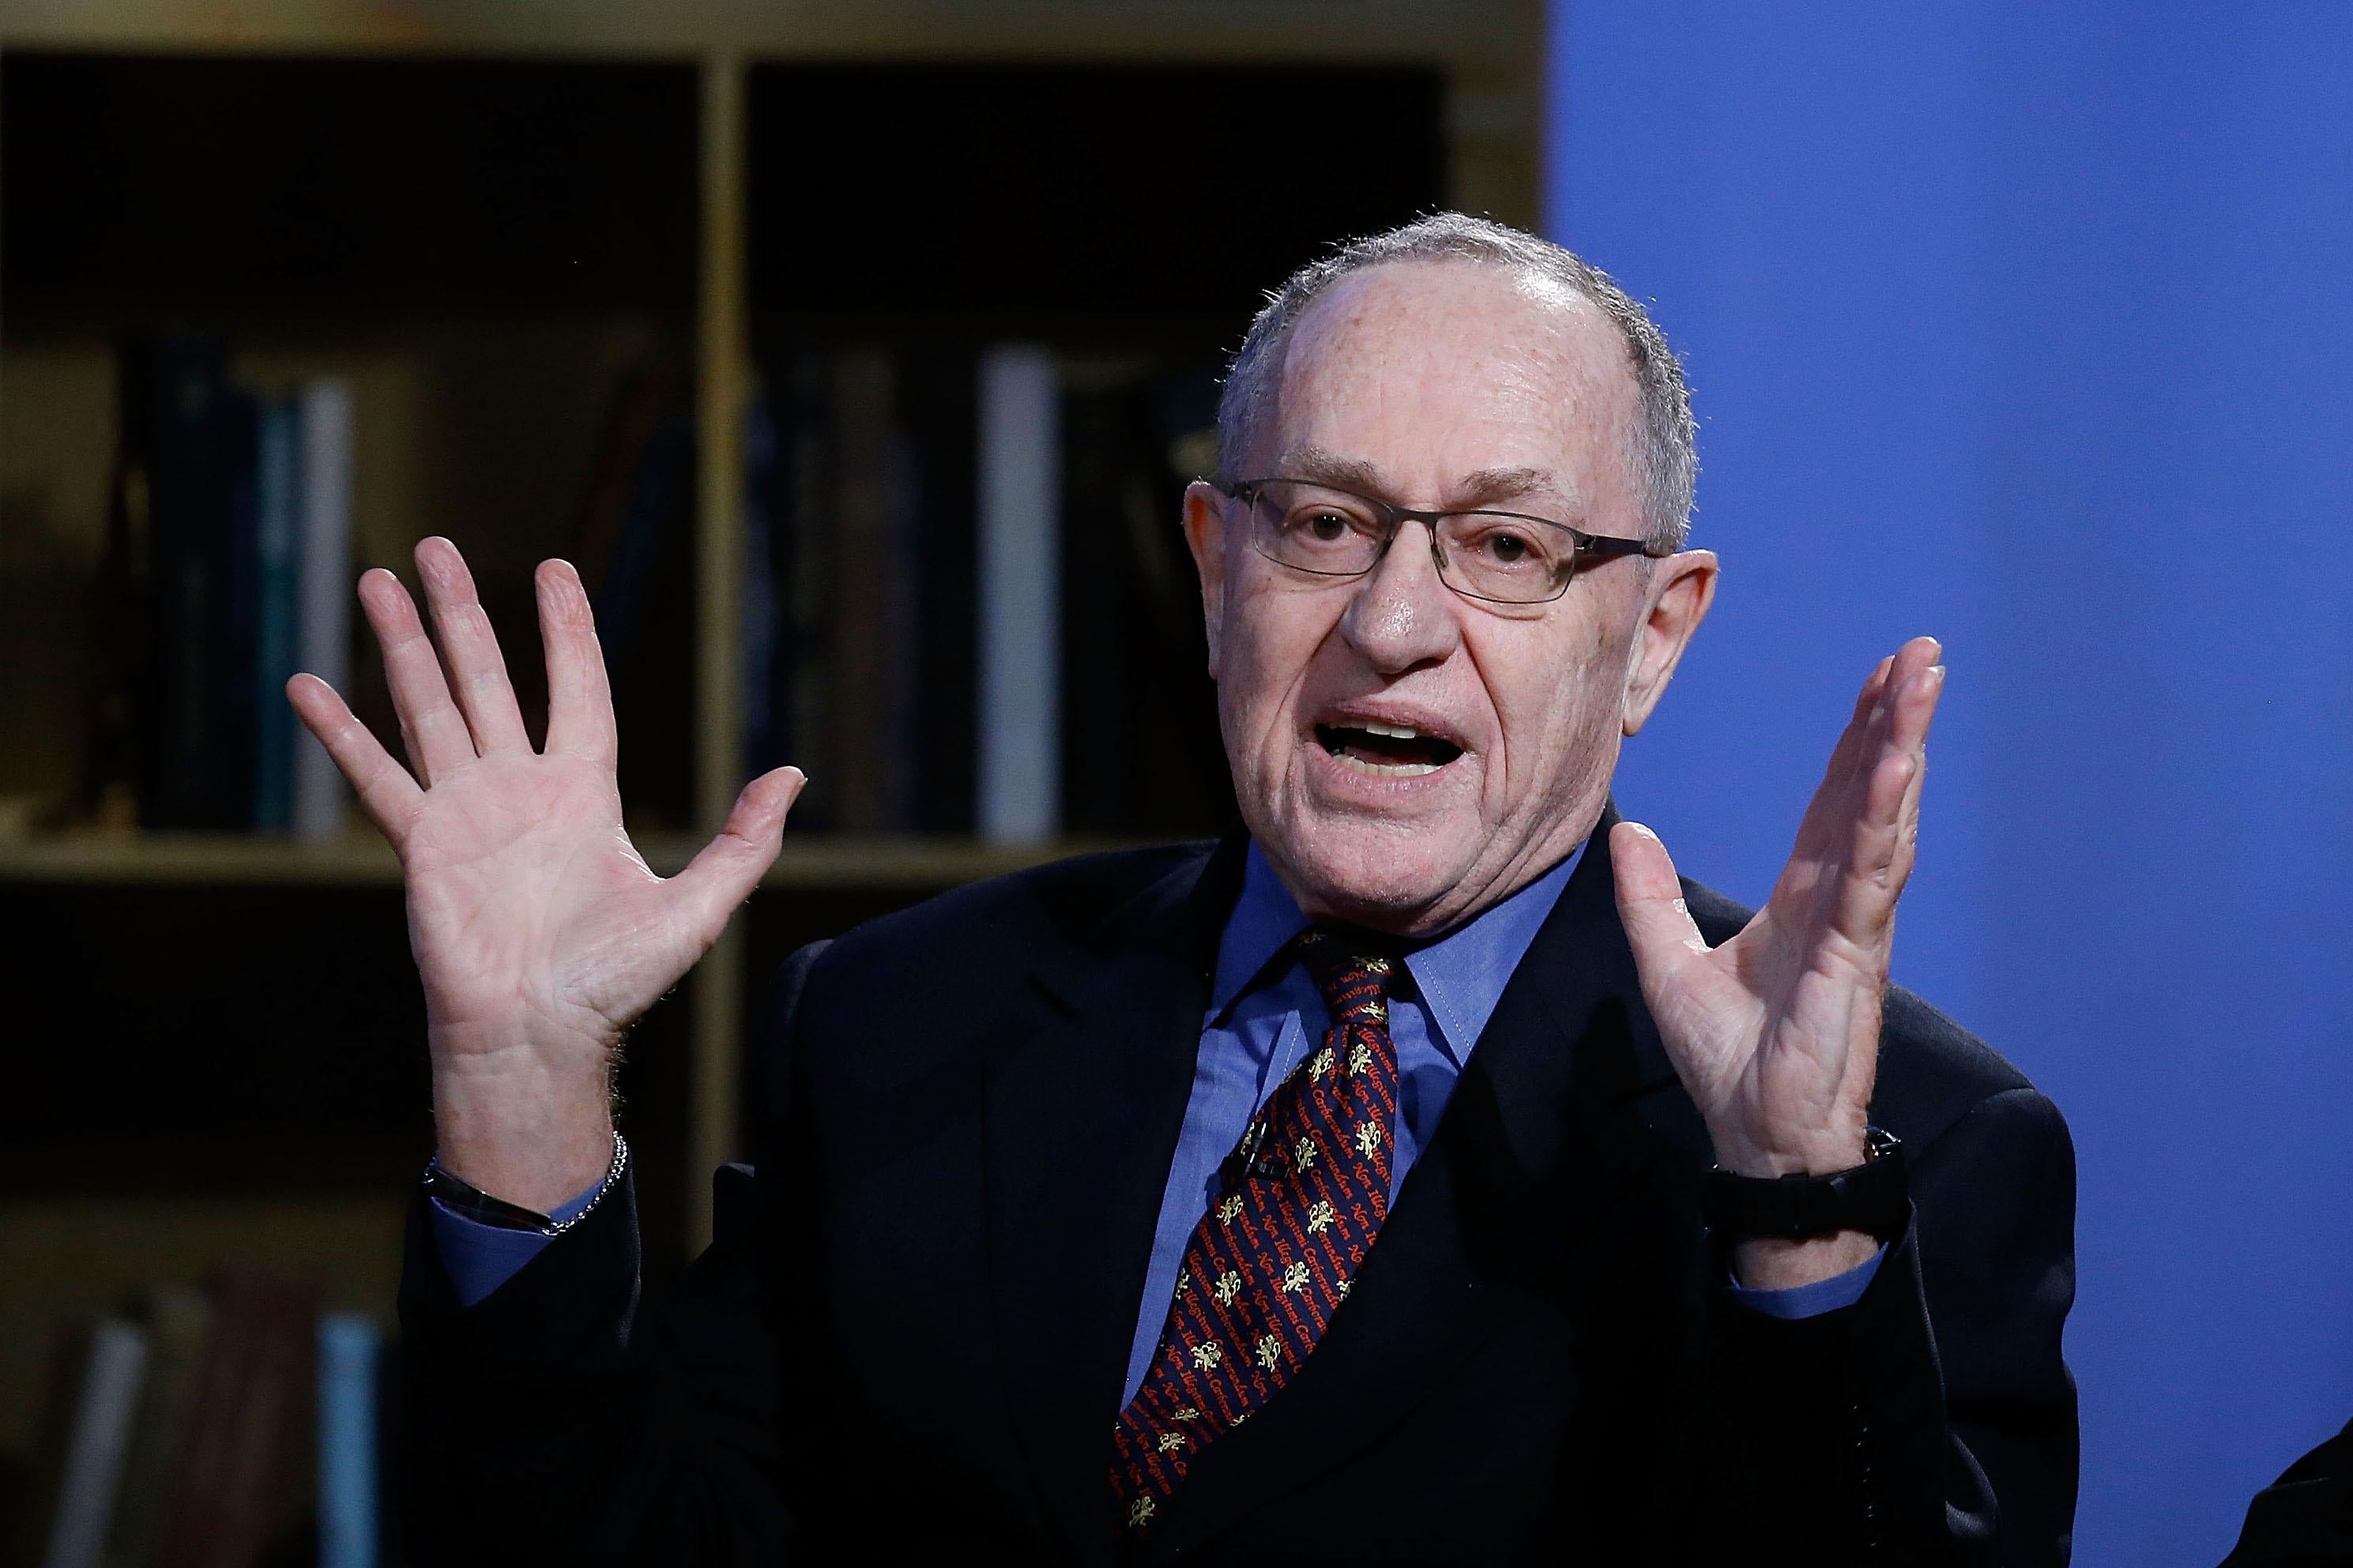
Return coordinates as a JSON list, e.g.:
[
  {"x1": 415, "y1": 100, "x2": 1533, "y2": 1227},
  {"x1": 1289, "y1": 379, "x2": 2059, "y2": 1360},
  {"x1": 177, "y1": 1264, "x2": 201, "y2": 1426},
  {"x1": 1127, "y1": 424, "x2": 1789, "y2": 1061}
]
[
  {"x1": 288, "y1": 537, "x2": 801, "y2": 1203},
  {"x1": 1613, "y1": 637, "x2": 1944, "y2": 1181}
]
